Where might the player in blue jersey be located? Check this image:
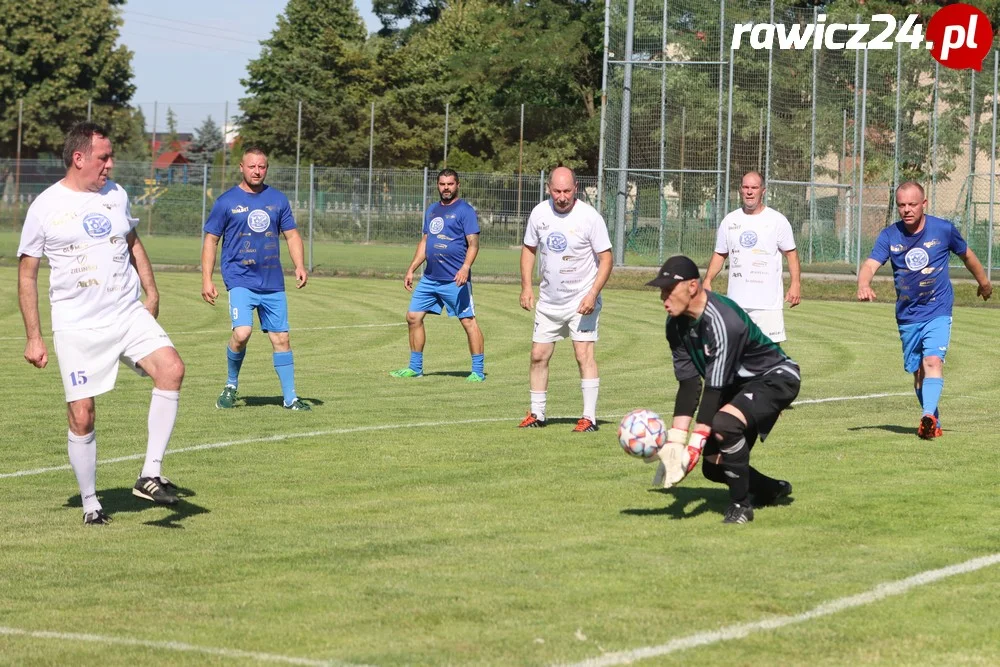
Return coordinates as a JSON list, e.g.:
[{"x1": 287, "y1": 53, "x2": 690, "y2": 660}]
[
  {"x1": 201, "y1": 147, "x2": 311, "y2": 411},
  {"x1": 857, "y1": 182, "x2": 992, "y2": 439},
  {"x1": 390, "y1": 169, "x2": 485, "y2": 381}
]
